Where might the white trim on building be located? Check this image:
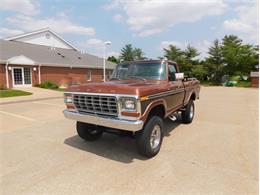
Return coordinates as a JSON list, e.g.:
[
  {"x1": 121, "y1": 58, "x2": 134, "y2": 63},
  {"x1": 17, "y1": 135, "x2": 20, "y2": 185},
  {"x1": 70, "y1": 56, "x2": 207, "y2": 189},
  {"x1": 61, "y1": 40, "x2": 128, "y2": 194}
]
[{"x1": 4, "y1": 28, "x2": 79, "y2": 51}]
